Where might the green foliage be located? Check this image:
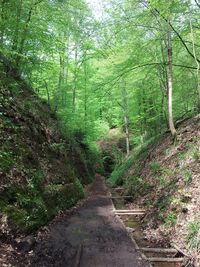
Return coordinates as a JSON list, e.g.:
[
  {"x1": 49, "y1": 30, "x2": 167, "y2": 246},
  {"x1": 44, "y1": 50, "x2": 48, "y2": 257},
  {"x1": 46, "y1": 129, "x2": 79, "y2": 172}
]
[
  {"x1": 108, "y1": 136, "x2": 160, "y2": 186},
  {"x1": 165, "y1": 211, "x2": 177, "y2": 227},
  {"x1": 1, "y1": 0, "x2": 198, "y2": 149},
  {"x1": 191, "y1": 147, "x2": 199, "y2": 161},
  {"x1": 50, "y1": 142, "x2": 66, "y2": 151},
  {"x1": 183, "y1": 170, "x2": 193, "y2": 184},
  {"x1": 159, "y1": 176, "x2": 168, "y2": 186},
  {"x1": 108, "y1": 155, "x2": 135, "y2": 186},
  {"x1": 1, "y1": 0, "x2": 200, "y2": 250},
  {"x1": 186, "y1": 219, "x2": 200, "y2": 250},
  {"x1": 4, "y1": 206, "x2": 28, "y2": 230},
  {"x1": 177, "y1": 152, "x2": 186, "y2": 161},
  {"x1": 163, "y1": 167, "x2": 174, "y2": 177},
  {"x1": 0, "y1": 151, "x2": 14, "y2": 171},
  {"x1": 149, "y1": 160, "x2": 161, "y2": 175},
  {"x1": 1, "y1": 170, "x2": 85, "y2": 232},
  {"x1": 155, "y1": 194, "x2": 172, "y2": 210},
  {"x1": 23, "y1": 100, "x2": 33, "y2": 110}
]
